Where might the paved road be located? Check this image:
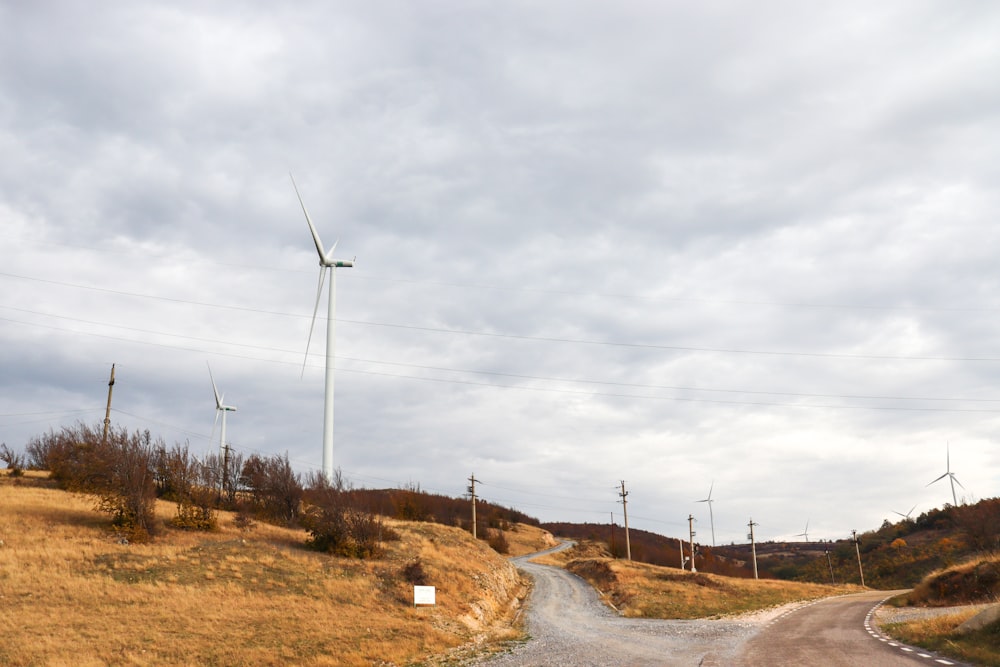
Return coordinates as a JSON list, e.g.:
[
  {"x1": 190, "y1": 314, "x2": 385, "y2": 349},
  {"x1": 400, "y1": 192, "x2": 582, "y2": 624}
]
[
  {"x1": 476, "y1": 544, "x2": 967, "y2": 666},
  {"x1": 729, "y1": 590, "x2": 965, "y2": 667}
]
